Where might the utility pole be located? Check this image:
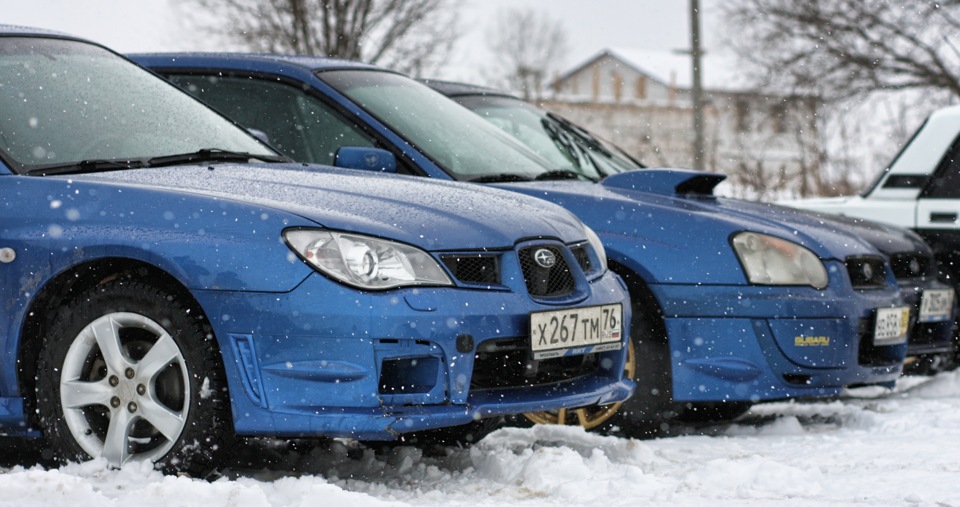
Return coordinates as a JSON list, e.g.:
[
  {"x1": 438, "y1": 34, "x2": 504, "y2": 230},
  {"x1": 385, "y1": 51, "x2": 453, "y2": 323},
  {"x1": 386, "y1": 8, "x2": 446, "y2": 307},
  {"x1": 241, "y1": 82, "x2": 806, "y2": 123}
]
[{"x1": 689, "y1": 0, "x2": 705, "y2": 170}]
